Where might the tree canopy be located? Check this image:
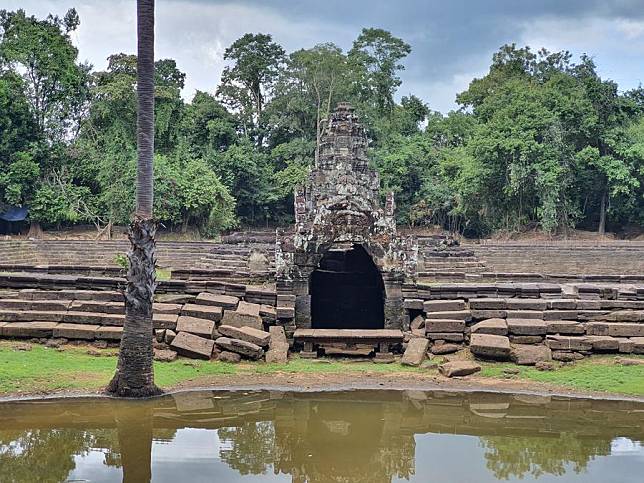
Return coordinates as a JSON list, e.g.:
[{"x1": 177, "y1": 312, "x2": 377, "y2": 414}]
[{"x1": 1, "y1": 9, "x2": 642, "y2": 237}]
